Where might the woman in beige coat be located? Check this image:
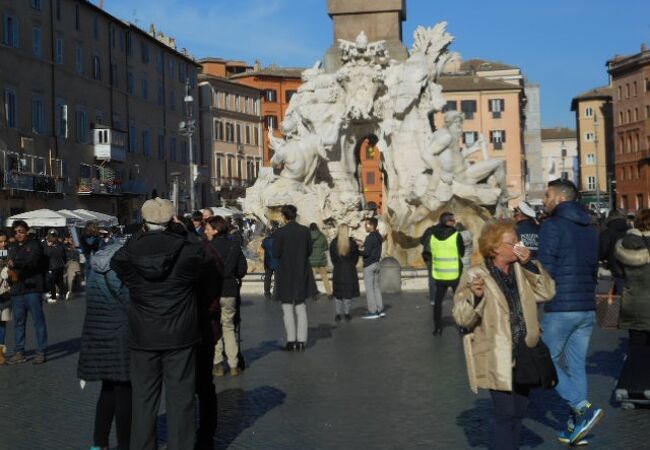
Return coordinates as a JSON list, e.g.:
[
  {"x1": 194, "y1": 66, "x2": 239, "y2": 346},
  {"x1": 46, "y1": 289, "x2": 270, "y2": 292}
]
[{"x1": 453, "y1": 220, "x2": 556, "y2": 450}]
